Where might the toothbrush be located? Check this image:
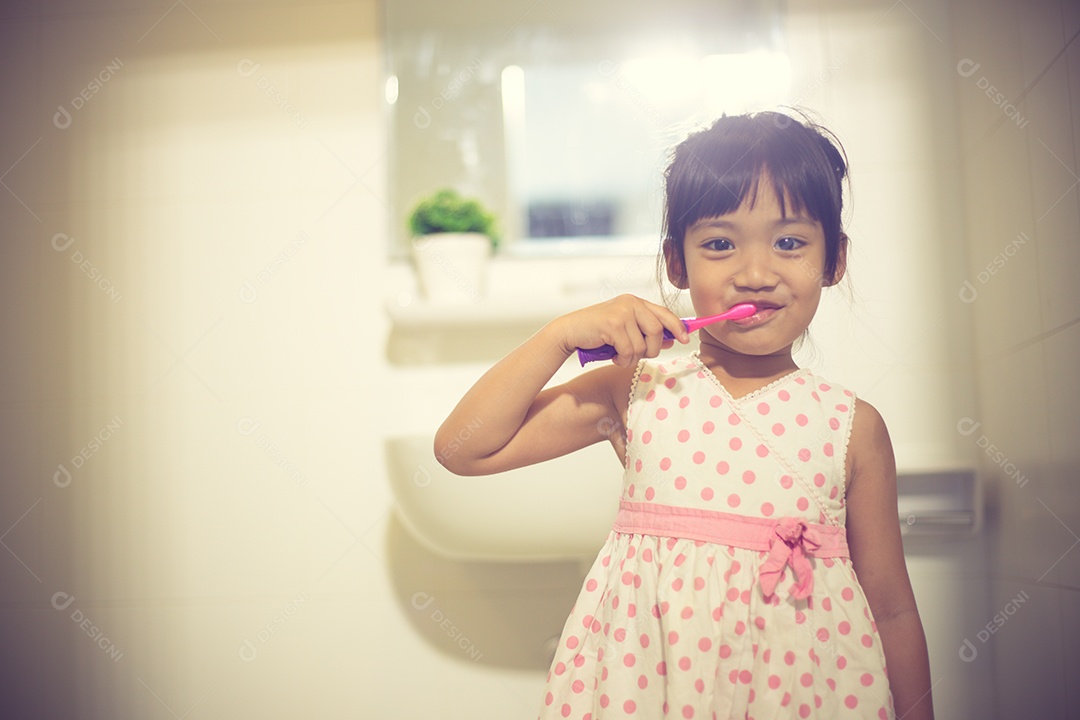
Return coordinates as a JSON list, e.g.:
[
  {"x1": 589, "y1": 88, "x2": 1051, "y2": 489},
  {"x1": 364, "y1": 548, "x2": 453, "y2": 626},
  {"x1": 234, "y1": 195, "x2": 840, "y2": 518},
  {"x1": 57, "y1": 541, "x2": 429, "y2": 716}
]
[{"x1": 576, "y1": 303, "x2": 758, "y2": 365}]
